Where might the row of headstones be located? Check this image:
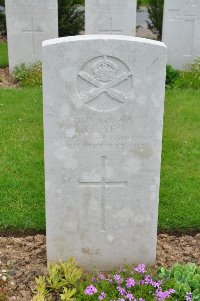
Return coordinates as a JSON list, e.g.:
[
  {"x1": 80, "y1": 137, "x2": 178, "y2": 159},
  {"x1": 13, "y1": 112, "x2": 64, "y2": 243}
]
[{"x1": 5, "y1": 0, "x2": 200, "y2": 71}]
